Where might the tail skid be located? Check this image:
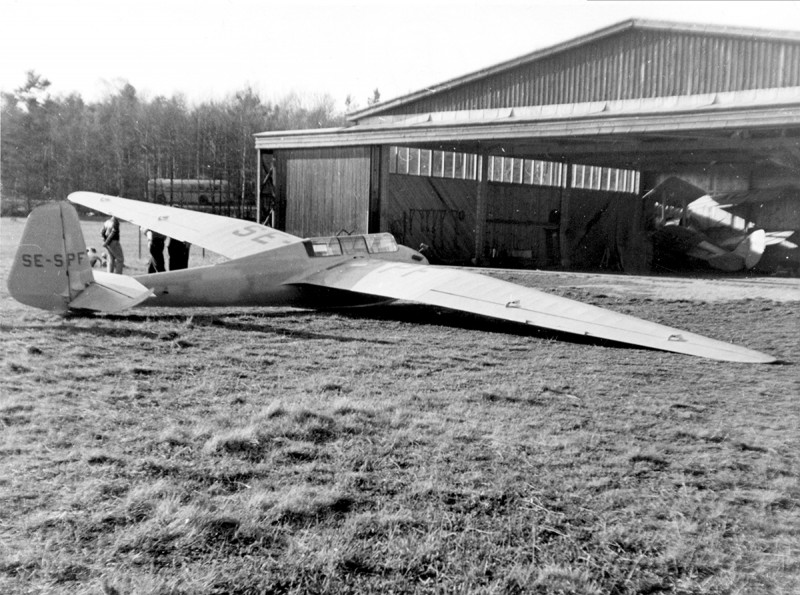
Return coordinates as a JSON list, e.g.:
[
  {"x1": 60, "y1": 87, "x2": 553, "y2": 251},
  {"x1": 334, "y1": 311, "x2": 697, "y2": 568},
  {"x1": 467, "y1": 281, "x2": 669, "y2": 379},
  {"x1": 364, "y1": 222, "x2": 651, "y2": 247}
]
[{"x1": 7, "y1": 202, "x2": 152, "y2": 313}]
